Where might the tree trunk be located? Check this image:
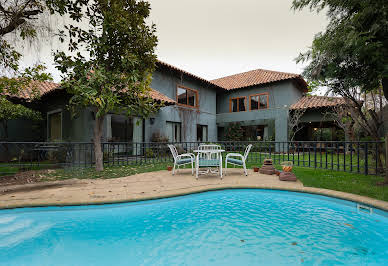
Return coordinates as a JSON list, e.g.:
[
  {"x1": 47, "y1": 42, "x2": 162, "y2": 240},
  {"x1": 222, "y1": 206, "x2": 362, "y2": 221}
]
[
  {"x1": 94, "y1": 115, "x2": 105, "y2": 172},
  {"x1": 385, "y1": 133, "x2": 388, "y2": 185},
  {"x1": 382, "y1": 77, "x2": 388, "y2": 102}
]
